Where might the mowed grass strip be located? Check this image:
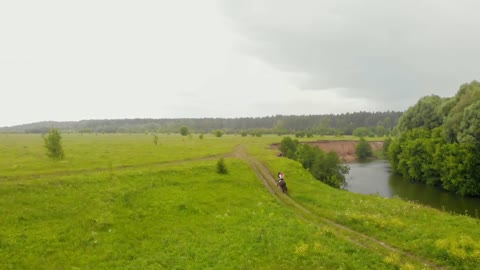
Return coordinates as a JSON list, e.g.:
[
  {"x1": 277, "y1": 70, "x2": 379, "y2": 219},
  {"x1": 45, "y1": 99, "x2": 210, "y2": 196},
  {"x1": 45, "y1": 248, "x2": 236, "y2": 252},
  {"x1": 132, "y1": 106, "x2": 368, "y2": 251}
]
[{"x1": 1, "y1": 157, "x2": 398, "y2": 269}]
